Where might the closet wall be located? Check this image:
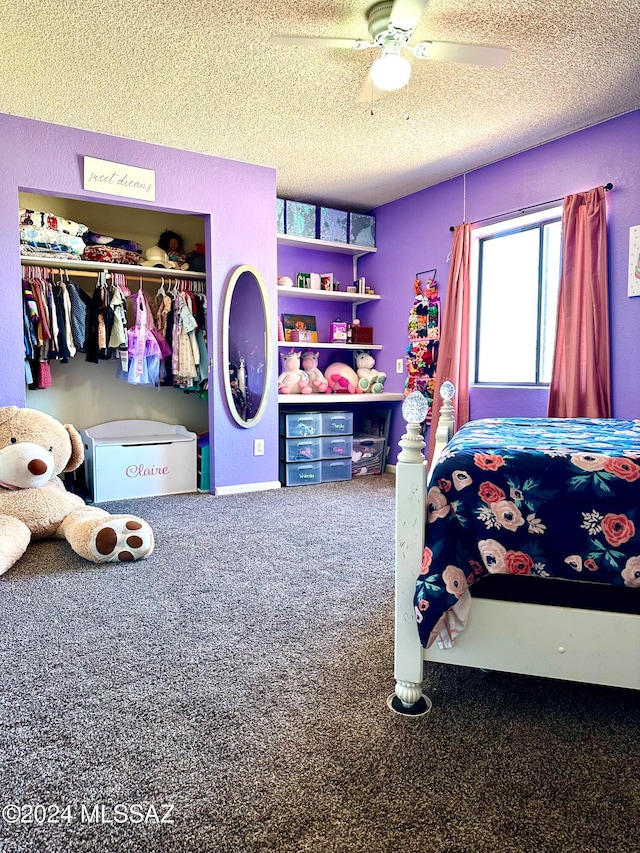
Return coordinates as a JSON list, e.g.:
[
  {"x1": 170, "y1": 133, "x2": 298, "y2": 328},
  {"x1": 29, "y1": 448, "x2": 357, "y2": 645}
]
[{"x1": 0, "y1": 112, "x2": 279, "y2": 493}]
